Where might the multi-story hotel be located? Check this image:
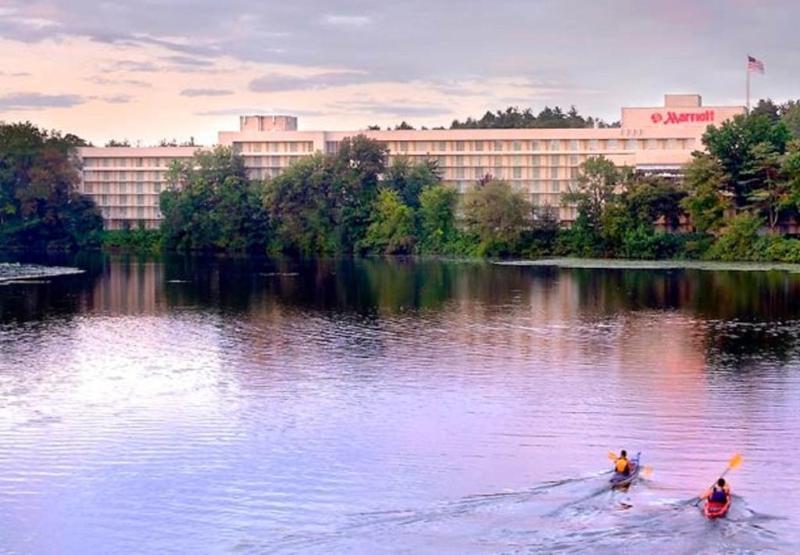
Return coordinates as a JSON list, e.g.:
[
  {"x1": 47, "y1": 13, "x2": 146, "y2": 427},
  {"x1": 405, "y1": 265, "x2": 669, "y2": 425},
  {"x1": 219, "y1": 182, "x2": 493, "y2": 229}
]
[{"x1": 78, "y1": 94, "x2": 745, "y2": 229}]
